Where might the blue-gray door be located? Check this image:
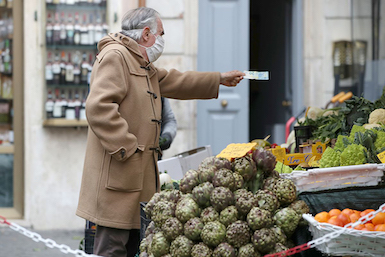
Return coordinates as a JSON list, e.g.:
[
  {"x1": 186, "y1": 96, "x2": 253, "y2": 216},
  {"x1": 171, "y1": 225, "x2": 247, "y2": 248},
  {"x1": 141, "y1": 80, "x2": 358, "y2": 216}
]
[{"x1": 197, "y1": 0, "x2": 250, "y2": 155}]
